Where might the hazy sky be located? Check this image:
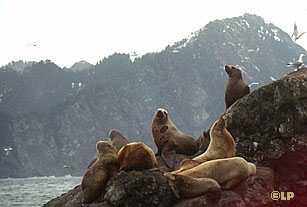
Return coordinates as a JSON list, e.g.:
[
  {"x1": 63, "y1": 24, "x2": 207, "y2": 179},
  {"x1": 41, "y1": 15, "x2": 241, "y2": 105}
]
[{"x1": 0, "y1": 0, "x2": 306, "y2": 67}]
